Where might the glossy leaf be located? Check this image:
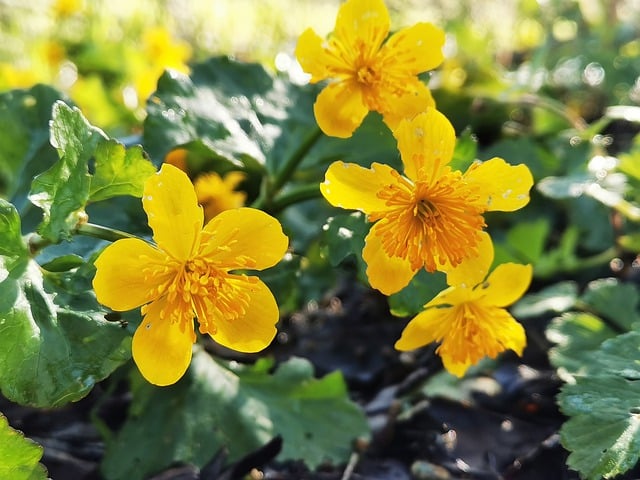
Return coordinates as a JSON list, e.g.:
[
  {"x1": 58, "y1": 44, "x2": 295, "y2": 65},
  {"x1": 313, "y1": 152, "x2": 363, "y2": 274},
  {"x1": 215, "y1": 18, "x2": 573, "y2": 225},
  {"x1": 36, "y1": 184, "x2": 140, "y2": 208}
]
[
  {"x1": 29, "y1": 101, "x2": 105, "y2": 241},
  {"x1": 89, "y1": 140, "x2": 156, "y2": 202},
  {"x1": 101, "y1": 352, "x2": 369, "y2": 480},
  {"x1": 0, "y1": 415, "x2": 47, "y2": 480},
  {"x1": 511, "y1": 281, "x2": 578, "y2": 319},
  {"x1": 559, "y1": 332, "x2": 640, "y2": 479}
]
